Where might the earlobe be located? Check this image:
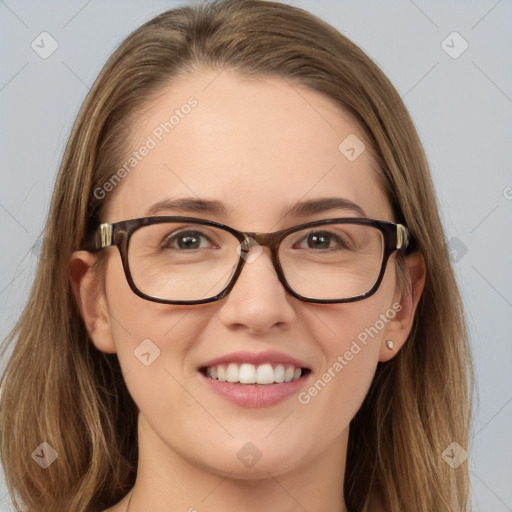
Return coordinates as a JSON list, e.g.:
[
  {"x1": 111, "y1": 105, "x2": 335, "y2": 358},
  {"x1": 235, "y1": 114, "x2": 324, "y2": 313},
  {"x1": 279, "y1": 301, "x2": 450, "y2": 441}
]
[
  {"x1": 379, "y1": 251, "x2": 426, "y2": 362},
  {"x1": 69, "y1": 251, "x2": 117, "y2": 354}
]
